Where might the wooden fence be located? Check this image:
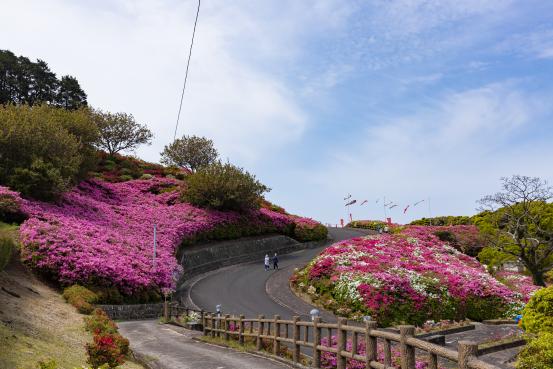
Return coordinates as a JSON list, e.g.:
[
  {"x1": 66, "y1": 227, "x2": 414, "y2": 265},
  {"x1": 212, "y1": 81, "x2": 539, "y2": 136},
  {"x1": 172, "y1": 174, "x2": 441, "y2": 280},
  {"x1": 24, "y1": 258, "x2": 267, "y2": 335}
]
[{"x1": 166, "y1": 304, "x2": 500, "y2": 369}]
